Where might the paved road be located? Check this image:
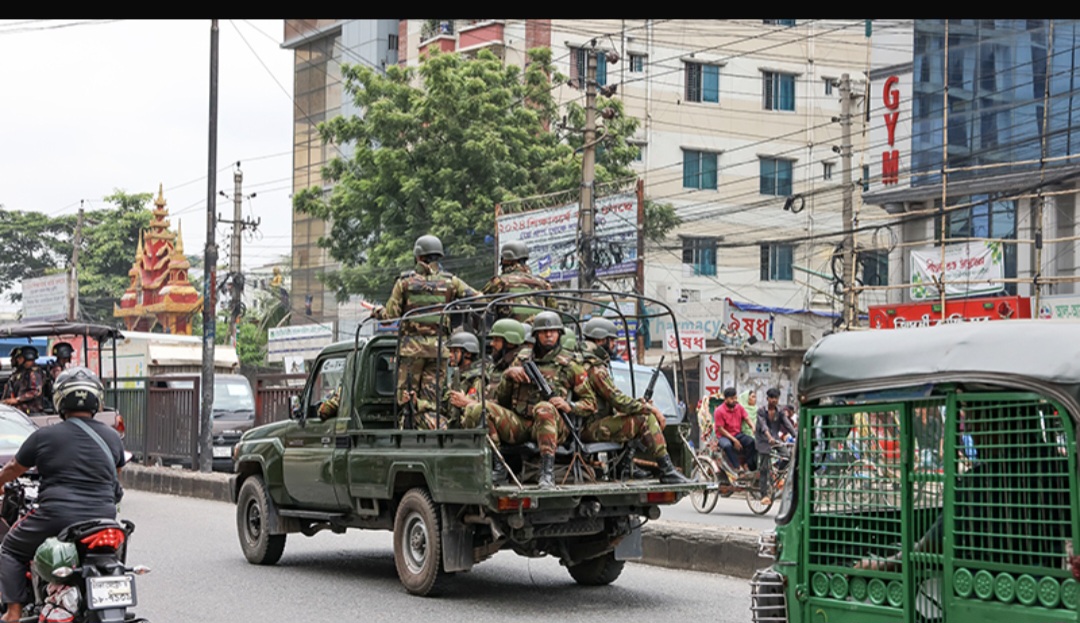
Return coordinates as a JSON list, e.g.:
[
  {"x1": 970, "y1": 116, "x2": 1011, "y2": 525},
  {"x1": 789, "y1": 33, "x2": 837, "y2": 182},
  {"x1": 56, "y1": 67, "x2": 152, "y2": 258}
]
[
  {"x1": 118, "y1": 490, "x2": 753, "y2": 623},
  {"x1": 658, "y1": 492, "x2": 778, "y2": 533}
]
